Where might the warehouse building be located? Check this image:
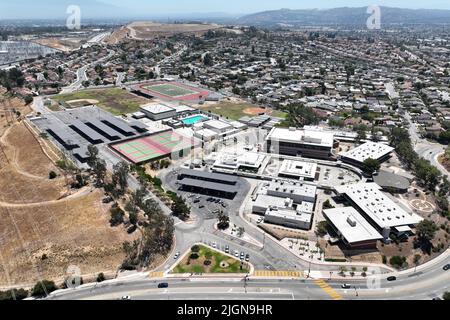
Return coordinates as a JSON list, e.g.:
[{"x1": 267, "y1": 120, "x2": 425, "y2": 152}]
[
  {"x1": 266, "y1": 127, "x2": 335, "y2": 160},
  {"x1": 335, "y1": 183, "x2": 423, "y2": 241},
  {"x1": 323, "y1": 207, "x2": 383, "y2": 249},
  {"x1": 212, "y1": 152, "x2": 266, "y2": 172}
]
